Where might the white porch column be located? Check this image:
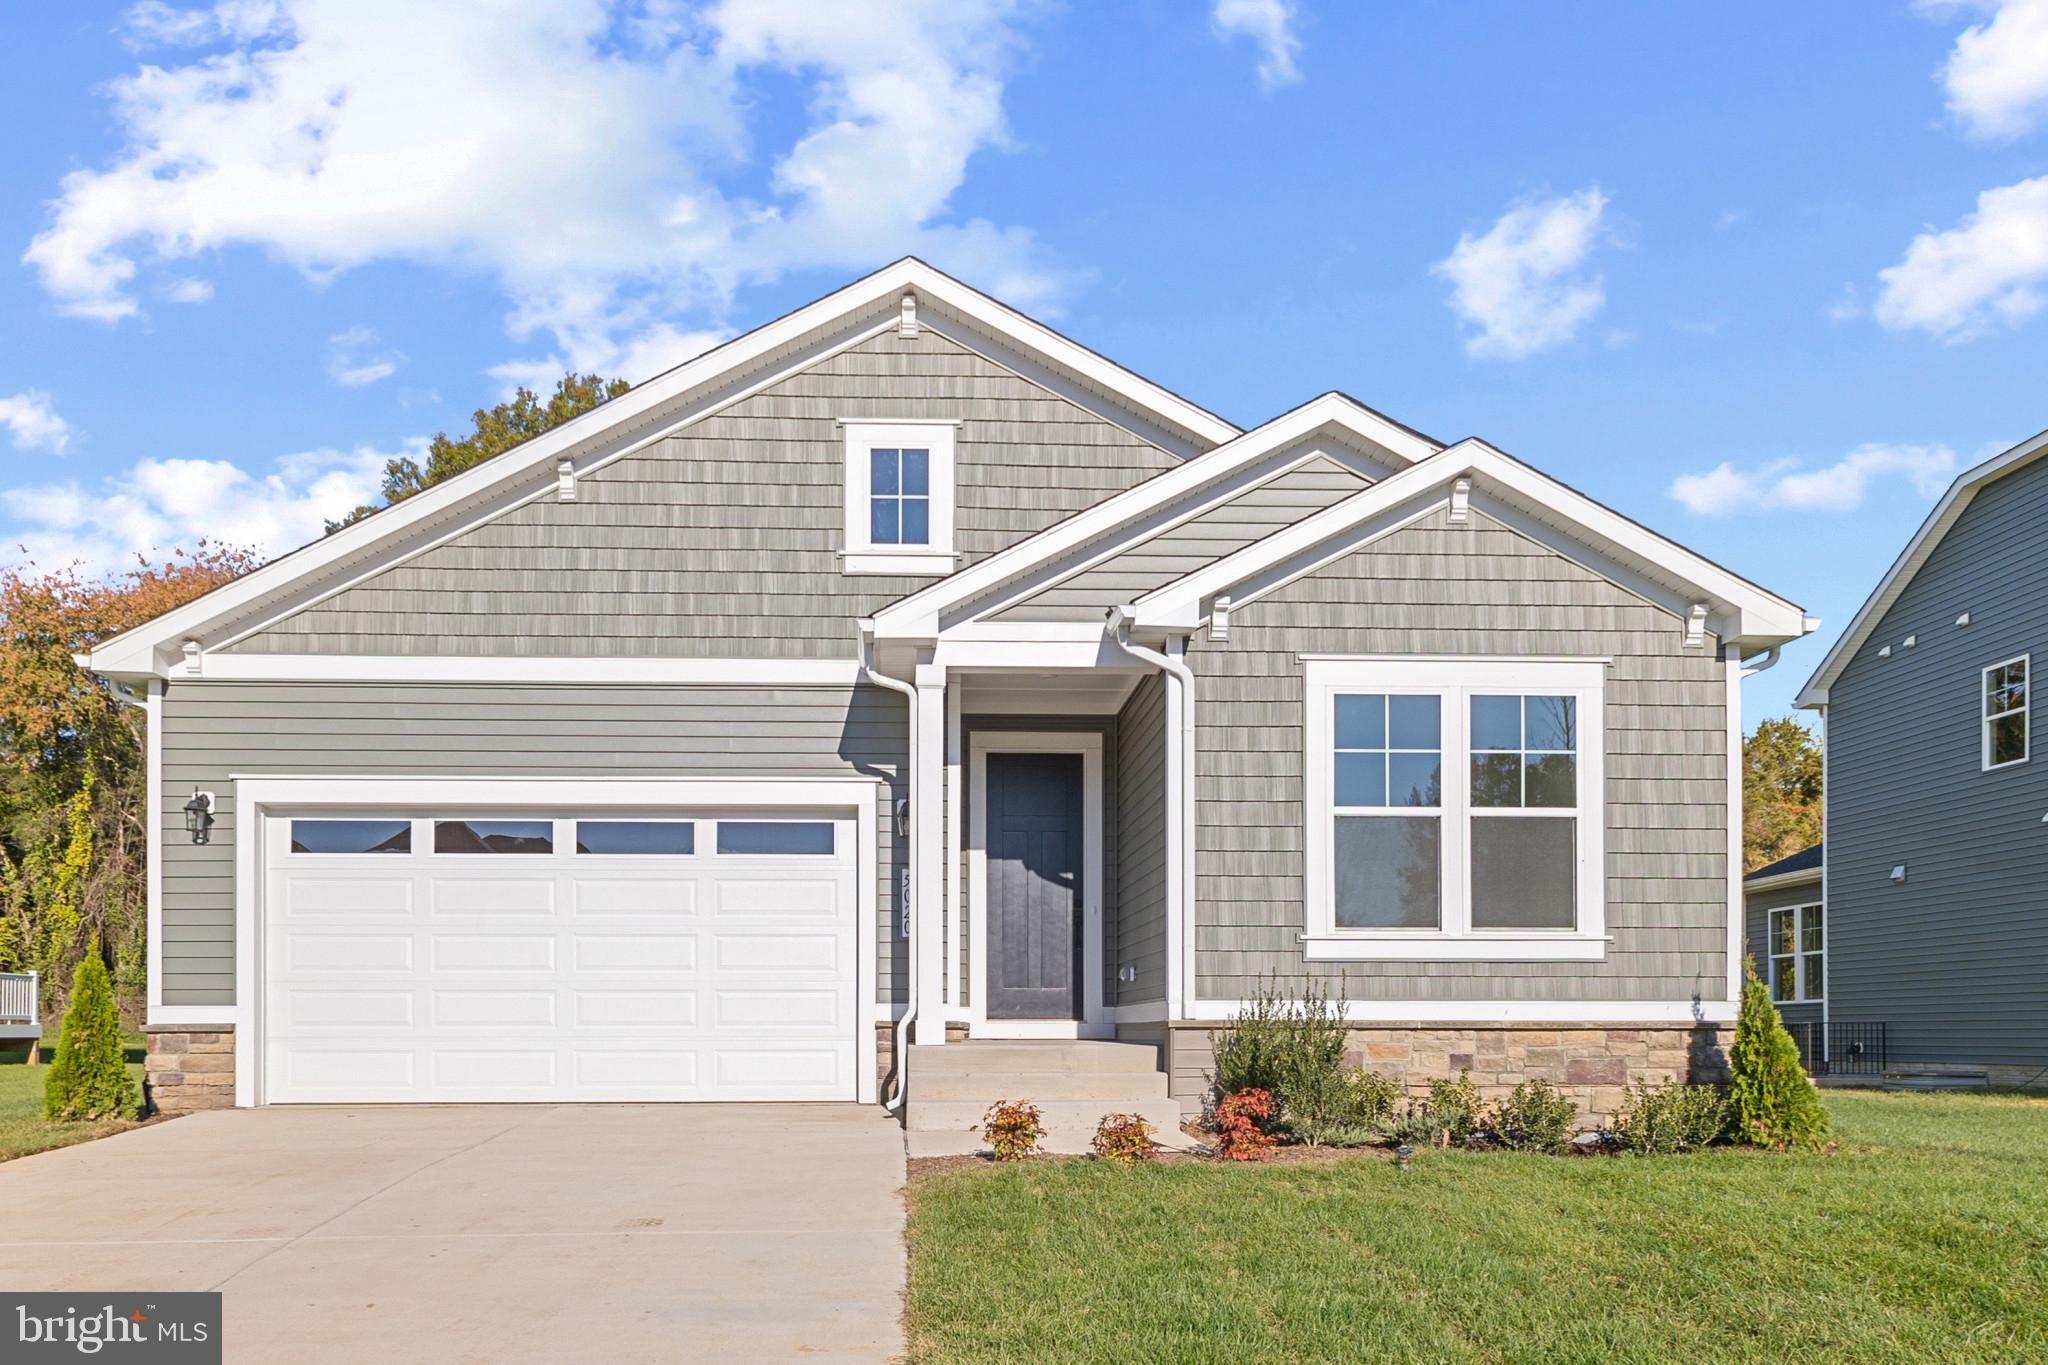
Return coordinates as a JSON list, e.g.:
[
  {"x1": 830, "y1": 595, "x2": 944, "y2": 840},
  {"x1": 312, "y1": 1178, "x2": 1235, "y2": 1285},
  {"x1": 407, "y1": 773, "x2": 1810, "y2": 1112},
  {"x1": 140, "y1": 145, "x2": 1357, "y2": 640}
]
[{"x1": 912, "y1": 664, "x2": 949, "y2": 1043}]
